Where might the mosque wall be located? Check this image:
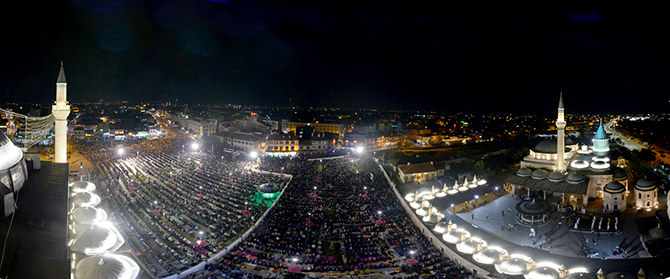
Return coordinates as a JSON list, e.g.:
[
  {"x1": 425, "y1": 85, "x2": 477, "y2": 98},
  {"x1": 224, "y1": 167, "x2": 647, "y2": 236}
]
[
  {"x1": 635, "y1": 188, "x2": 658, "y2": 209},
  {"x1": 586, "y1": 174, "x2": 613, "y2": 199},
  {"x1": 603, "y1": 192, "x2": 626, "y2": 212}
]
